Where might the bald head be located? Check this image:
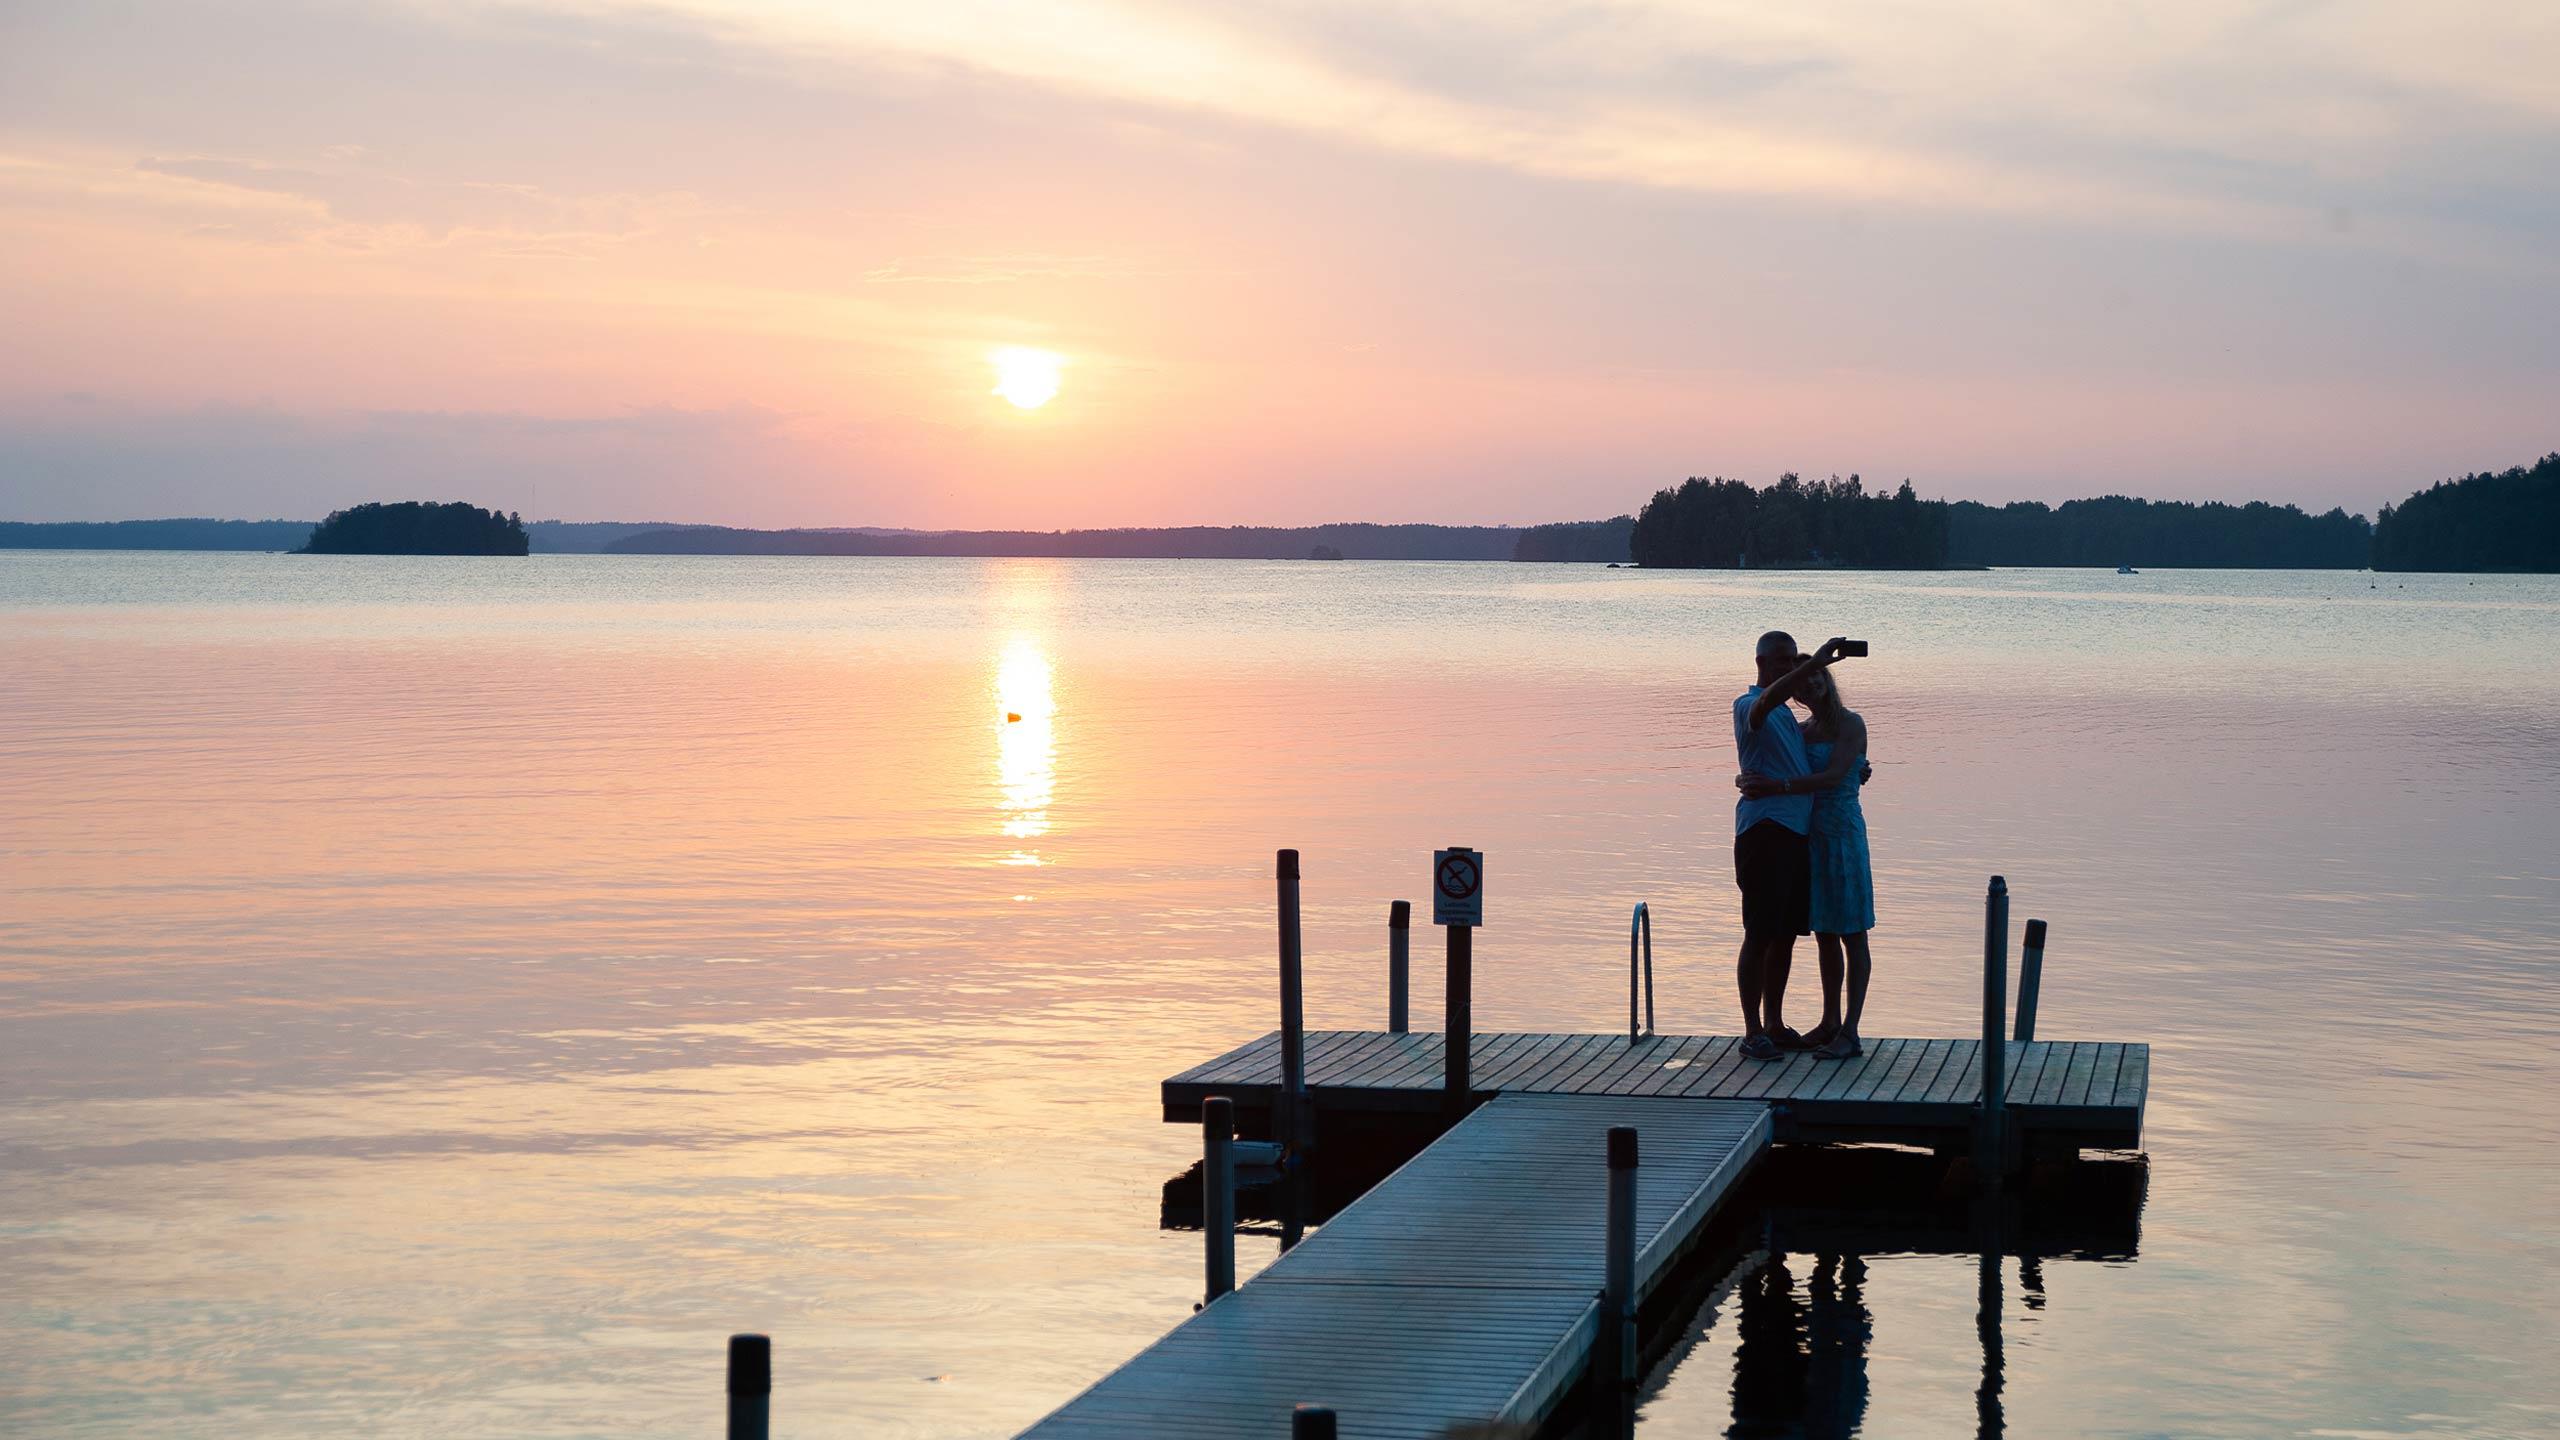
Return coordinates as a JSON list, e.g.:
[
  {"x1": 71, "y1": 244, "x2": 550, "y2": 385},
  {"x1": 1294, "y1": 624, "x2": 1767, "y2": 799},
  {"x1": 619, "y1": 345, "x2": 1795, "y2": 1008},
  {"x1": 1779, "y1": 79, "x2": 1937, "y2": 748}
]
[{"x1": 1754, "y1": 630, "x2": 1800, "y2": 686}]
